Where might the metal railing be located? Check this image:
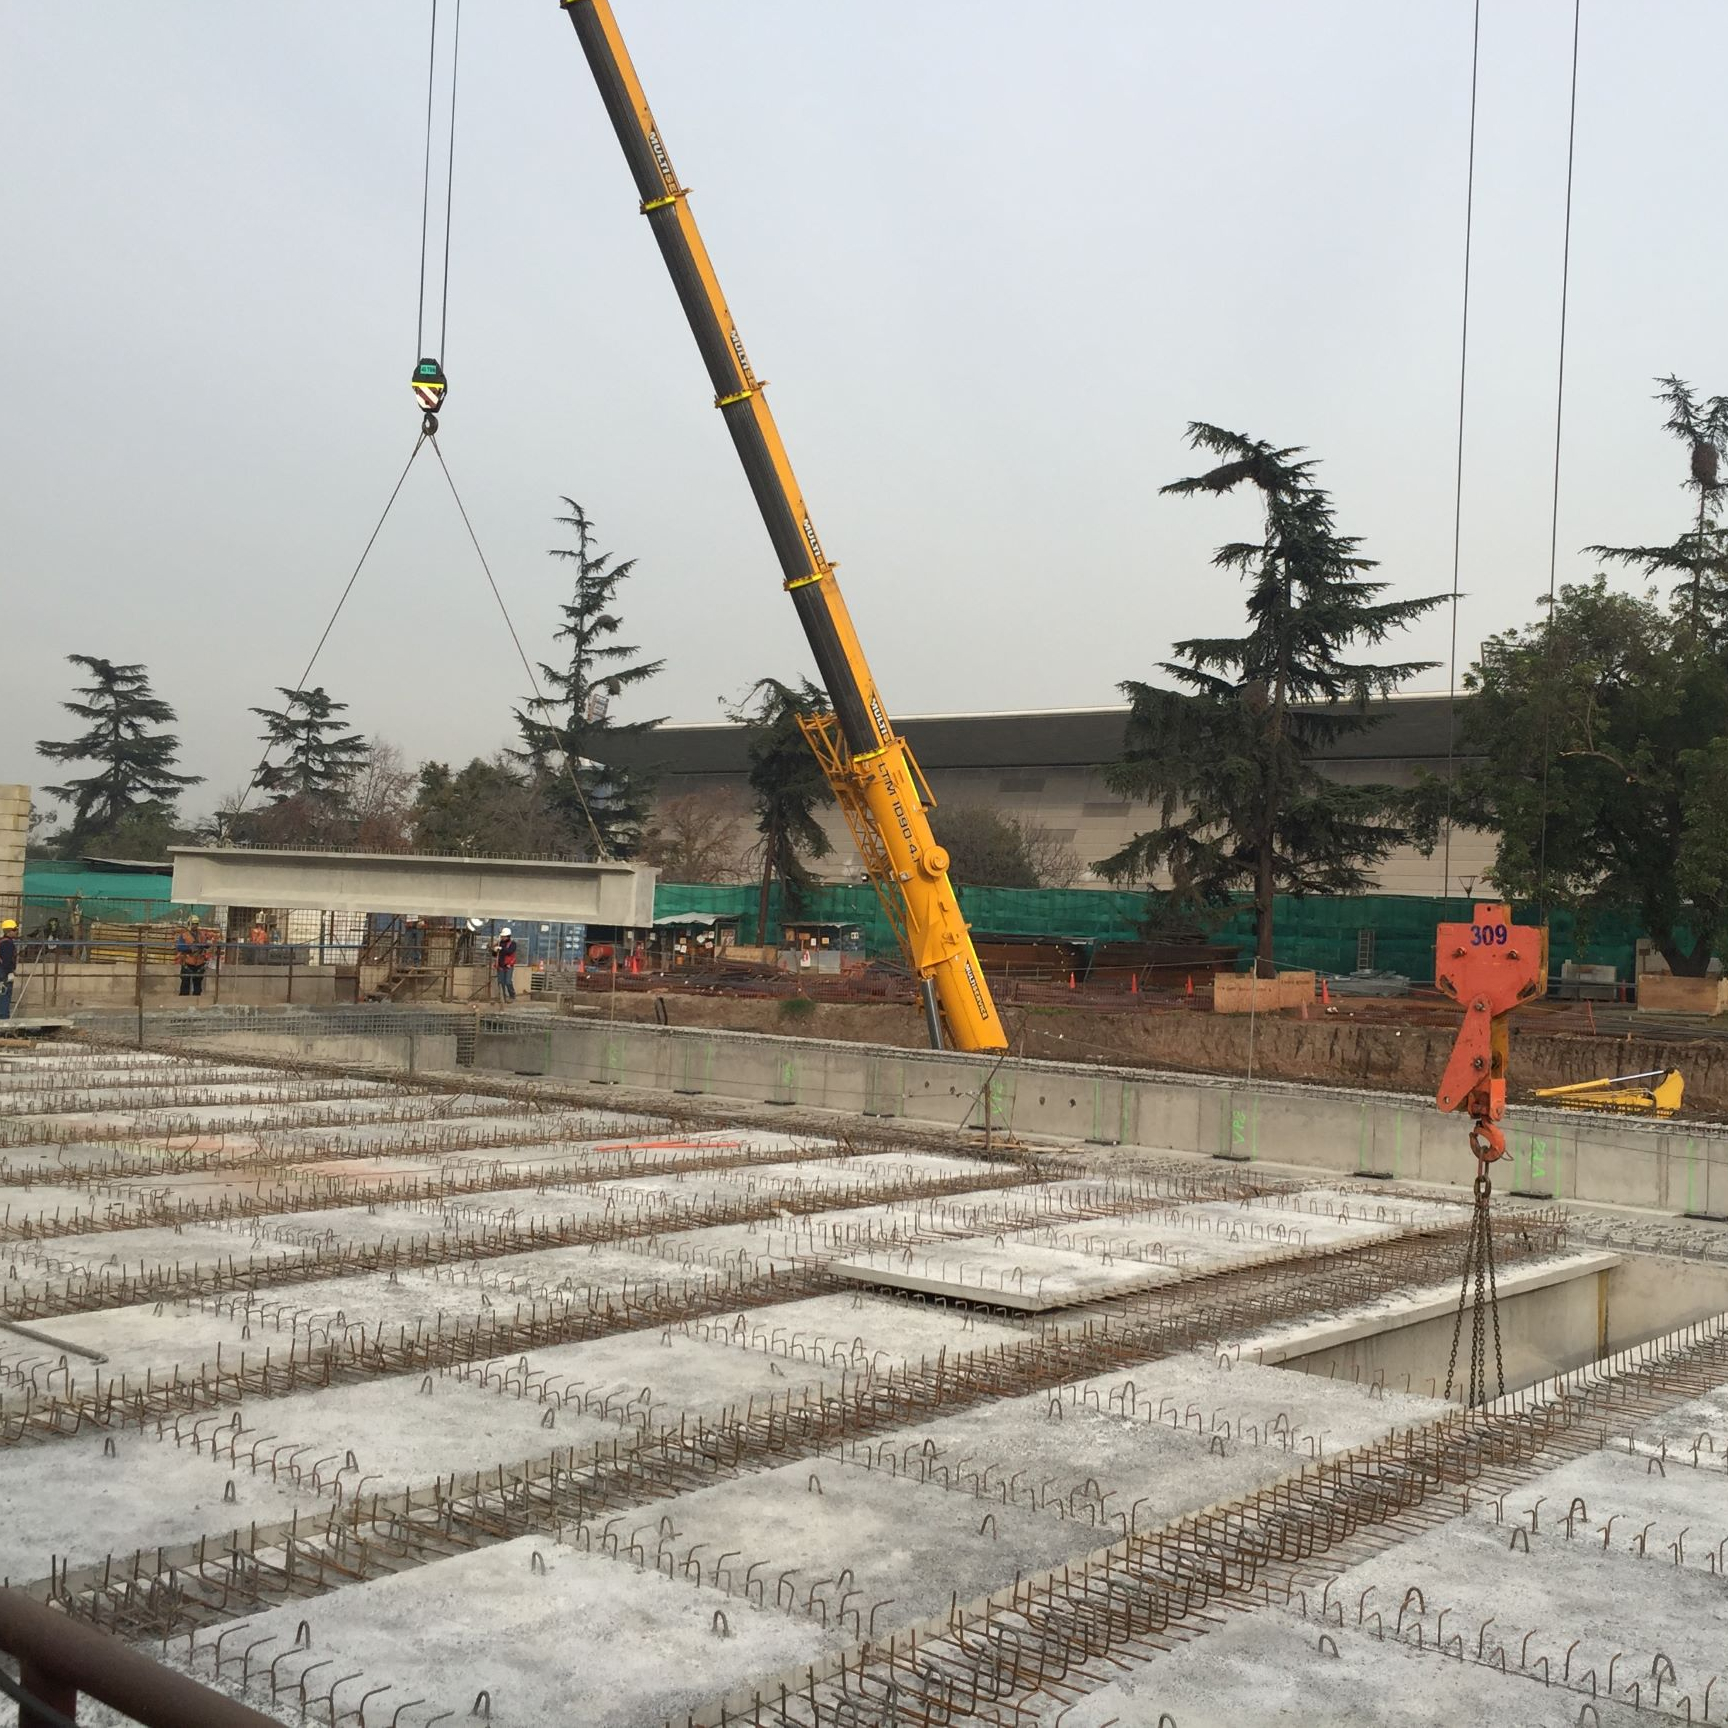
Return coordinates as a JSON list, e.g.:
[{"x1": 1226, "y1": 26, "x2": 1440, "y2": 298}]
[{"x1": 0, "y1": 1589, "x2": 279, "y2": 1727}]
